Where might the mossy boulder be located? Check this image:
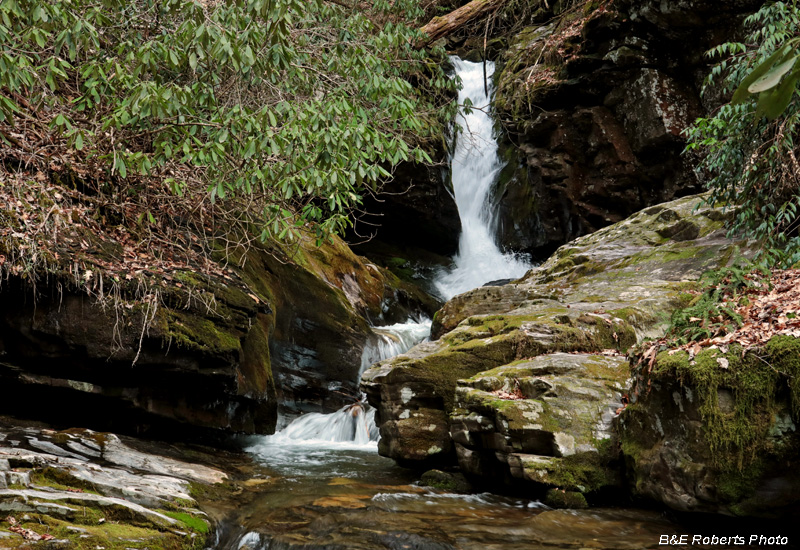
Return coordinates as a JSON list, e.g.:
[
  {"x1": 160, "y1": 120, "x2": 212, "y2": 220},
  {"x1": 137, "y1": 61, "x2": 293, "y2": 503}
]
[
  {"x1": 619, "y1": 336, "x2": 800, "y2": 518},
  {"x1": 419, "y1": 469, "x2": 473, "y2": 493},
  {"x1": 363, "y1": 194, "x2": 749, "y2": 476},
  {"x1": 451, "y1": 353, "x2": 625, "y2": 498}
]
